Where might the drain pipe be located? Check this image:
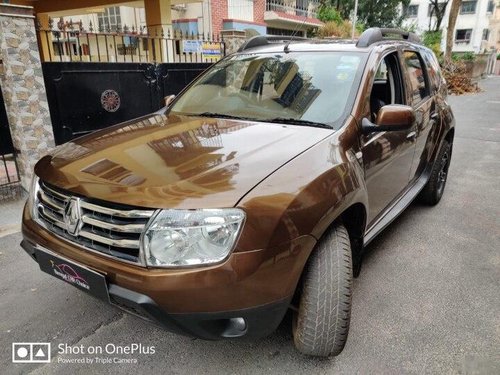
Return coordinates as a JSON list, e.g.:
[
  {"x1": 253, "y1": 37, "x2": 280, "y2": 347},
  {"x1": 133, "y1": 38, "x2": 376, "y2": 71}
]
[{"x1": 352, "y1": 0, "x2": 359, "y2": 40}]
